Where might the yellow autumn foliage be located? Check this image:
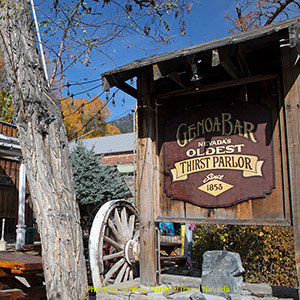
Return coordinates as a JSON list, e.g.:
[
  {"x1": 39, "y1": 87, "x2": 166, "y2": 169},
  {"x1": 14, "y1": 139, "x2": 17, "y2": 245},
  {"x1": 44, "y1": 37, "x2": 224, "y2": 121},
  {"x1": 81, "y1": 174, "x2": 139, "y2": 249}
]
[
  {"x1": 193, "y1": 225, "x2": 297, "y2": 287},
  {"x1": 0, "y1": 55, "x2": 13, "y2": 123},
  {"x1": 61, "y1": 96, "x2": 120, "y2": 140}
]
